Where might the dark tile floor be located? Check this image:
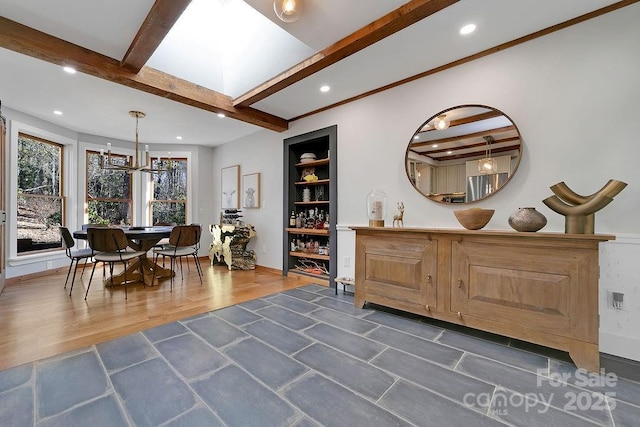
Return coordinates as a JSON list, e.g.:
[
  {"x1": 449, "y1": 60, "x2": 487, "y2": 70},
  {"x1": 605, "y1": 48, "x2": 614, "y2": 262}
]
[{"x1": 1, "y1": 284, "x2": 639, "y2": 426}]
